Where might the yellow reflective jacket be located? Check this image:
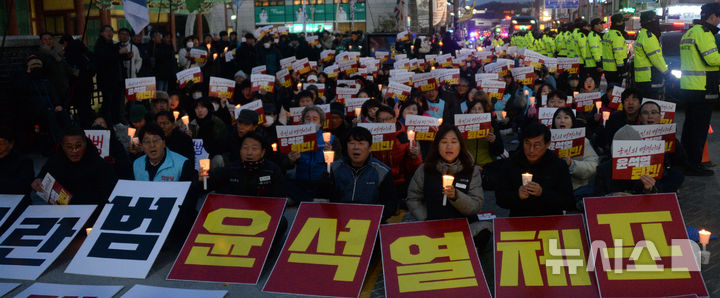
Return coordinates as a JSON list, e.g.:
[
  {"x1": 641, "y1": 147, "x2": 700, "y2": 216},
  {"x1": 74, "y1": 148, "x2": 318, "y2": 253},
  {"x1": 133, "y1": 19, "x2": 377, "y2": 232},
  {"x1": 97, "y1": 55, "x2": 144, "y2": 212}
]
[
  {"x1": 602, "y1": 29, "x2": 627, "y2": 71},
  {"x1": 680, "y1": 23, "x2": 720, "y2": 95},
  {"x1": 634, "y1": 28, "x2": 667, "y2": 84},
  {"x1": 586, "y1": 31, "x2": 603, "y2": 68}
]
